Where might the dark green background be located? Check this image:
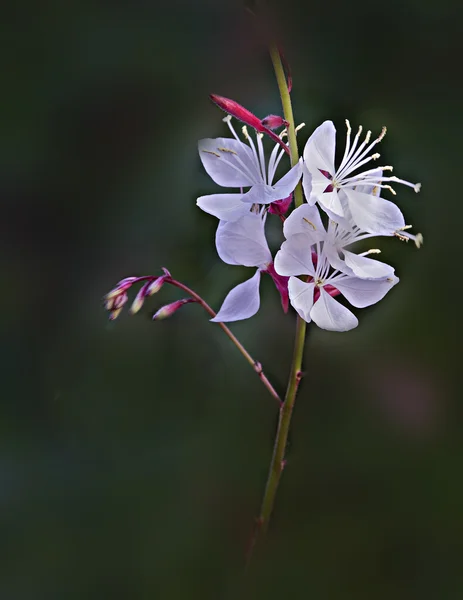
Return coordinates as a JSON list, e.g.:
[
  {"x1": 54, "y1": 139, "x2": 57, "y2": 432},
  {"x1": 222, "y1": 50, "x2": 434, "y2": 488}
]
[{"x1": 1, "y1": 1, "x2": 461, "y2": 598}]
